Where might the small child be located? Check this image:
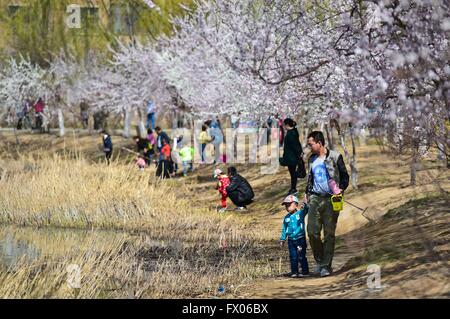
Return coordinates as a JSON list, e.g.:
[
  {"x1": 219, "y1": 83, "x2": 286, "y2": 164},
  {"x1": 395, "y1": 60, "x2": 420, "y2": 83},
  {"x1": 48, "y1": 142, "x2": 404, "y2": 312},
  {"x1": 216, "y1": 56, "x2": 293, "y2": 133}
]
[
  {"x1": 280, "y1": 194, "x2": 309, "y2": 278},
  {"x1": 156, "y1": 140, "x2": 173, "y2": 179},
  {"x1": 214, "y1": 168, "x2": 230, "y2": 213},
  {"x1": 136, "y1": 155, "x2": 146, "y2": 171},
  {"x1": 179, "y1": 145, "x2": 194, "y2": 177}
]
